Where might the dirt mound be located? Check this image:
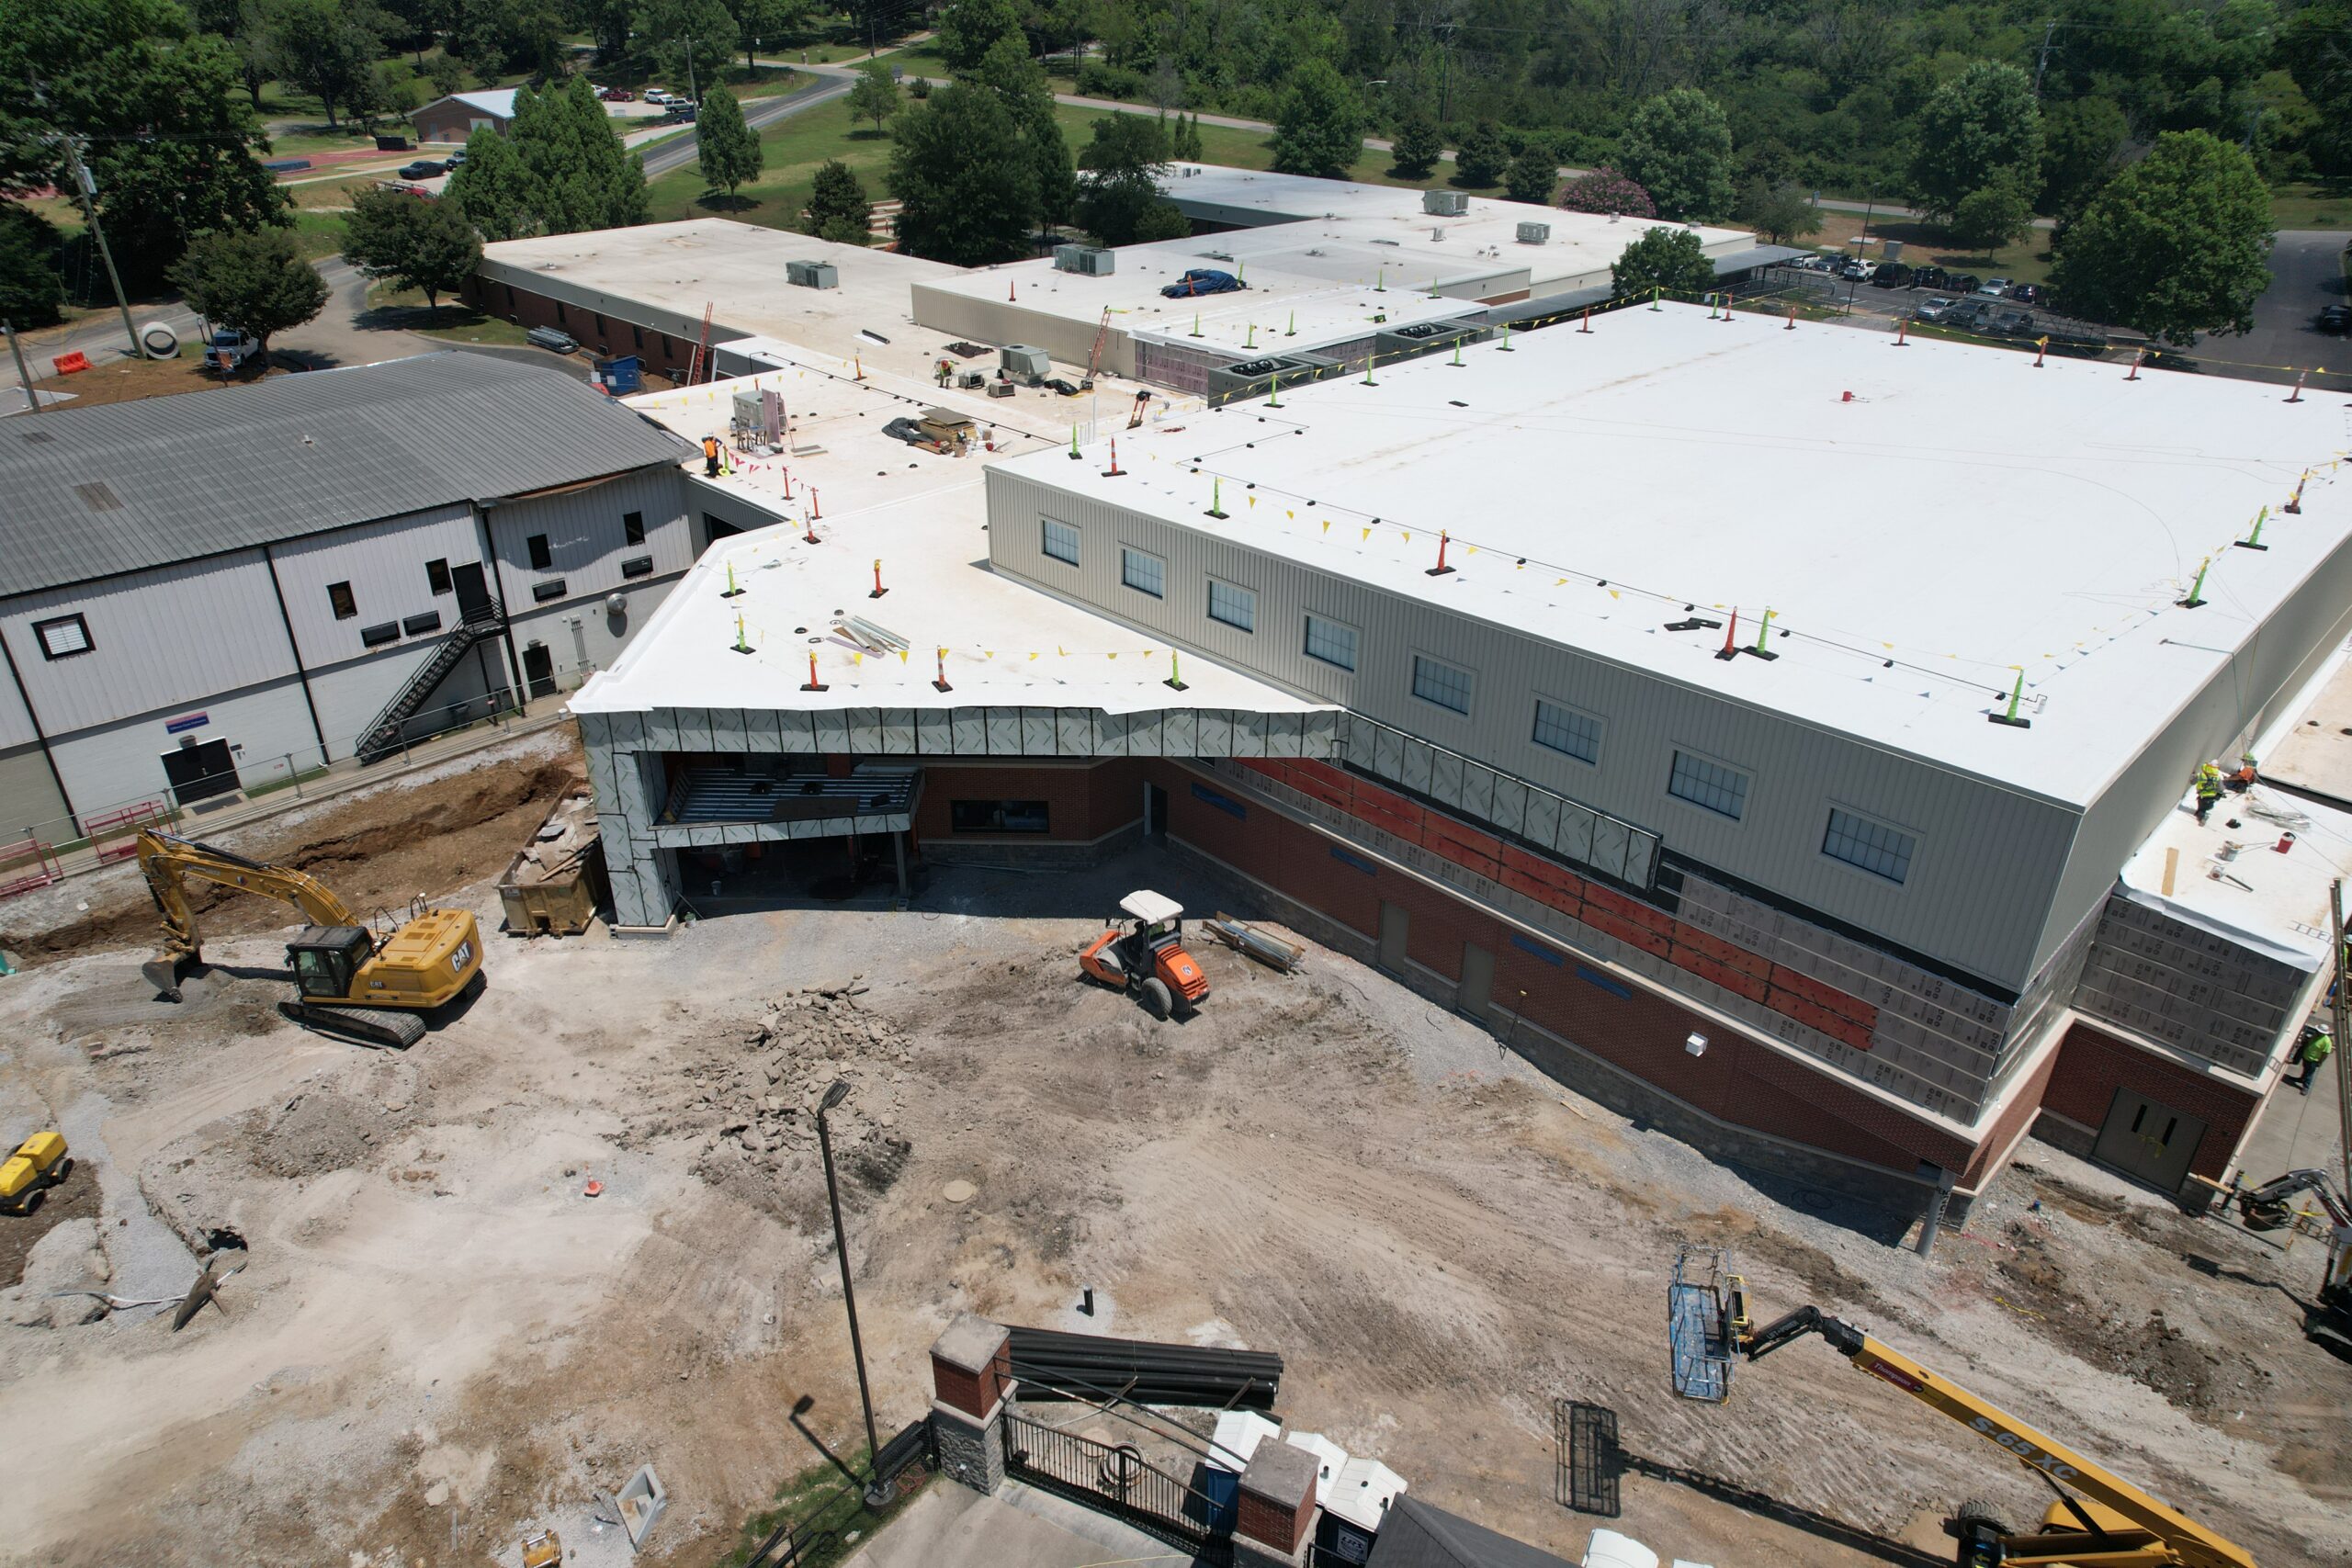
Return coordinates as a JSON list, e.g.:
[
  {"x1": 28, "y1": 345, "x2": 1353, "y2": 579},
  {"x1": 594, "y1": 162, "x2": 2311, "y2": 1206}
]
[
  {"x1": 3, "y1": 751, "x2": 576, "y2": 964},
  {"x1": 245, "y1": 1089, "x2": 411, "y2": 1179}
]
